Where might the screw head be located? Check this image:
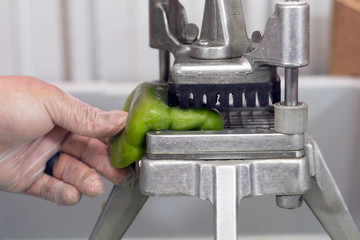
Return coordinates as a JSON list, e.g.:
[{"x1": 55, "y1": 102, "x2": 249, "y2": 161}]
[
  {"x1": 184, "y1": 23, "x2": 199, "y2": 43},
  {"x1": 252, "y1": 31, "x2": 263, "y2": 43}
]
